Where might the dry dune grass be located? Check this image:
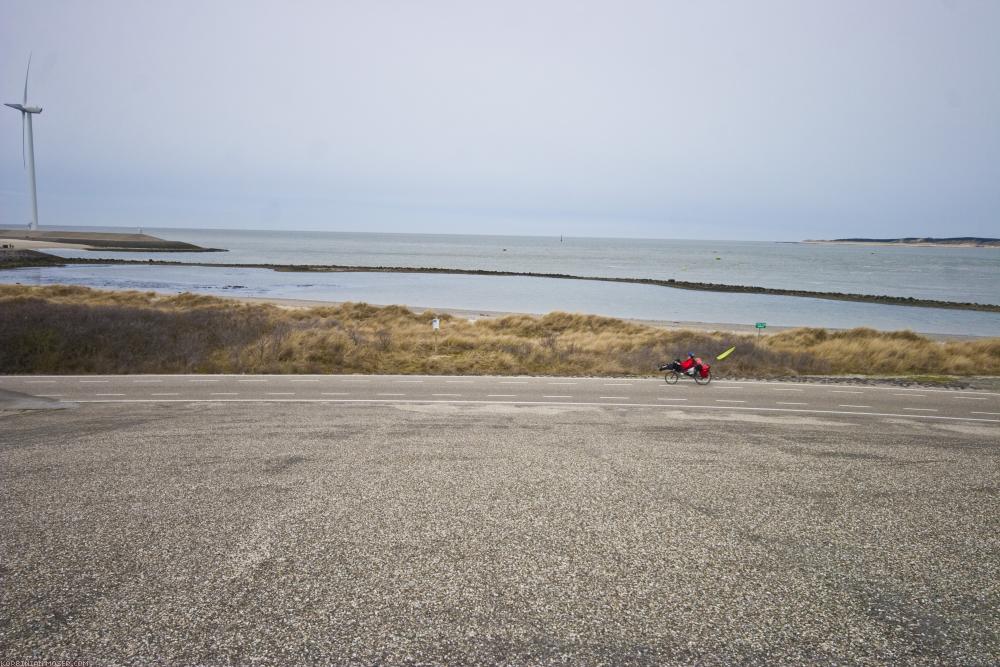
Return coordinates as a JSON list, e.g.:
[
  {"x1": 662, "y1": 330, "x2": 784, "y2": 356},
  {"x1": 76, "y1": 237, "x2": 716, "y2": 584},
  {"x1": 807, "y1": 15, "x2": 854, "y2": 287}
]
[{"x1": 1, "y1": 285, "x2": 997, "y2": 376}]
